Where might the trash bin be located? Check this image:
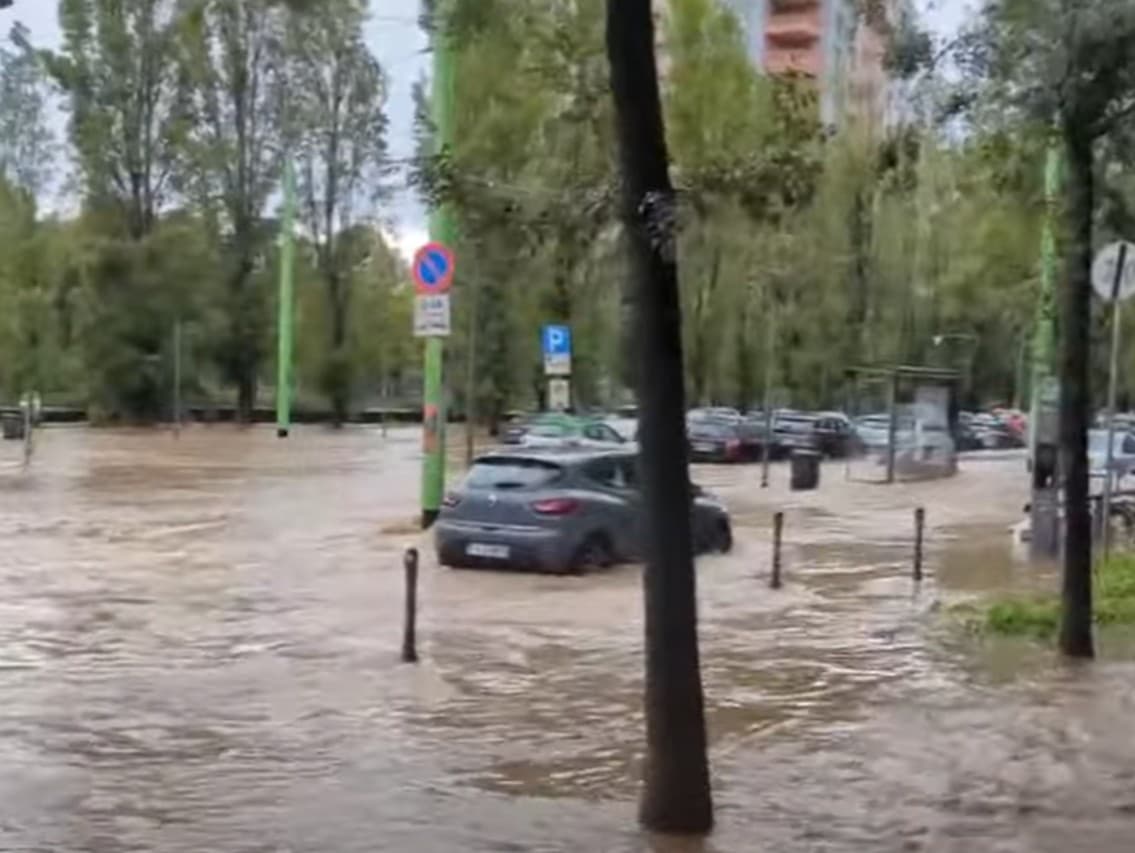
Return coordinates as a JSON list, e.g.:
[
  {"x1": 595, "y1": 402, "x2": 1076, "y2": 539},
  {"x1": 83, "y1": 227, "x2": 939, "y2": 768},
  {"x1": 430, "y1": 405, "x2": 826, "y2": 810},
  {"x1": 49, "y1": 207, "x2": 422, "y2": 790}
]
[
  {"x1": 2, "y1": 413, "x2": 25, "y2": 441},
  {"x1": 790, "y1": 448, "x2": 821, "y2": 491}
]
